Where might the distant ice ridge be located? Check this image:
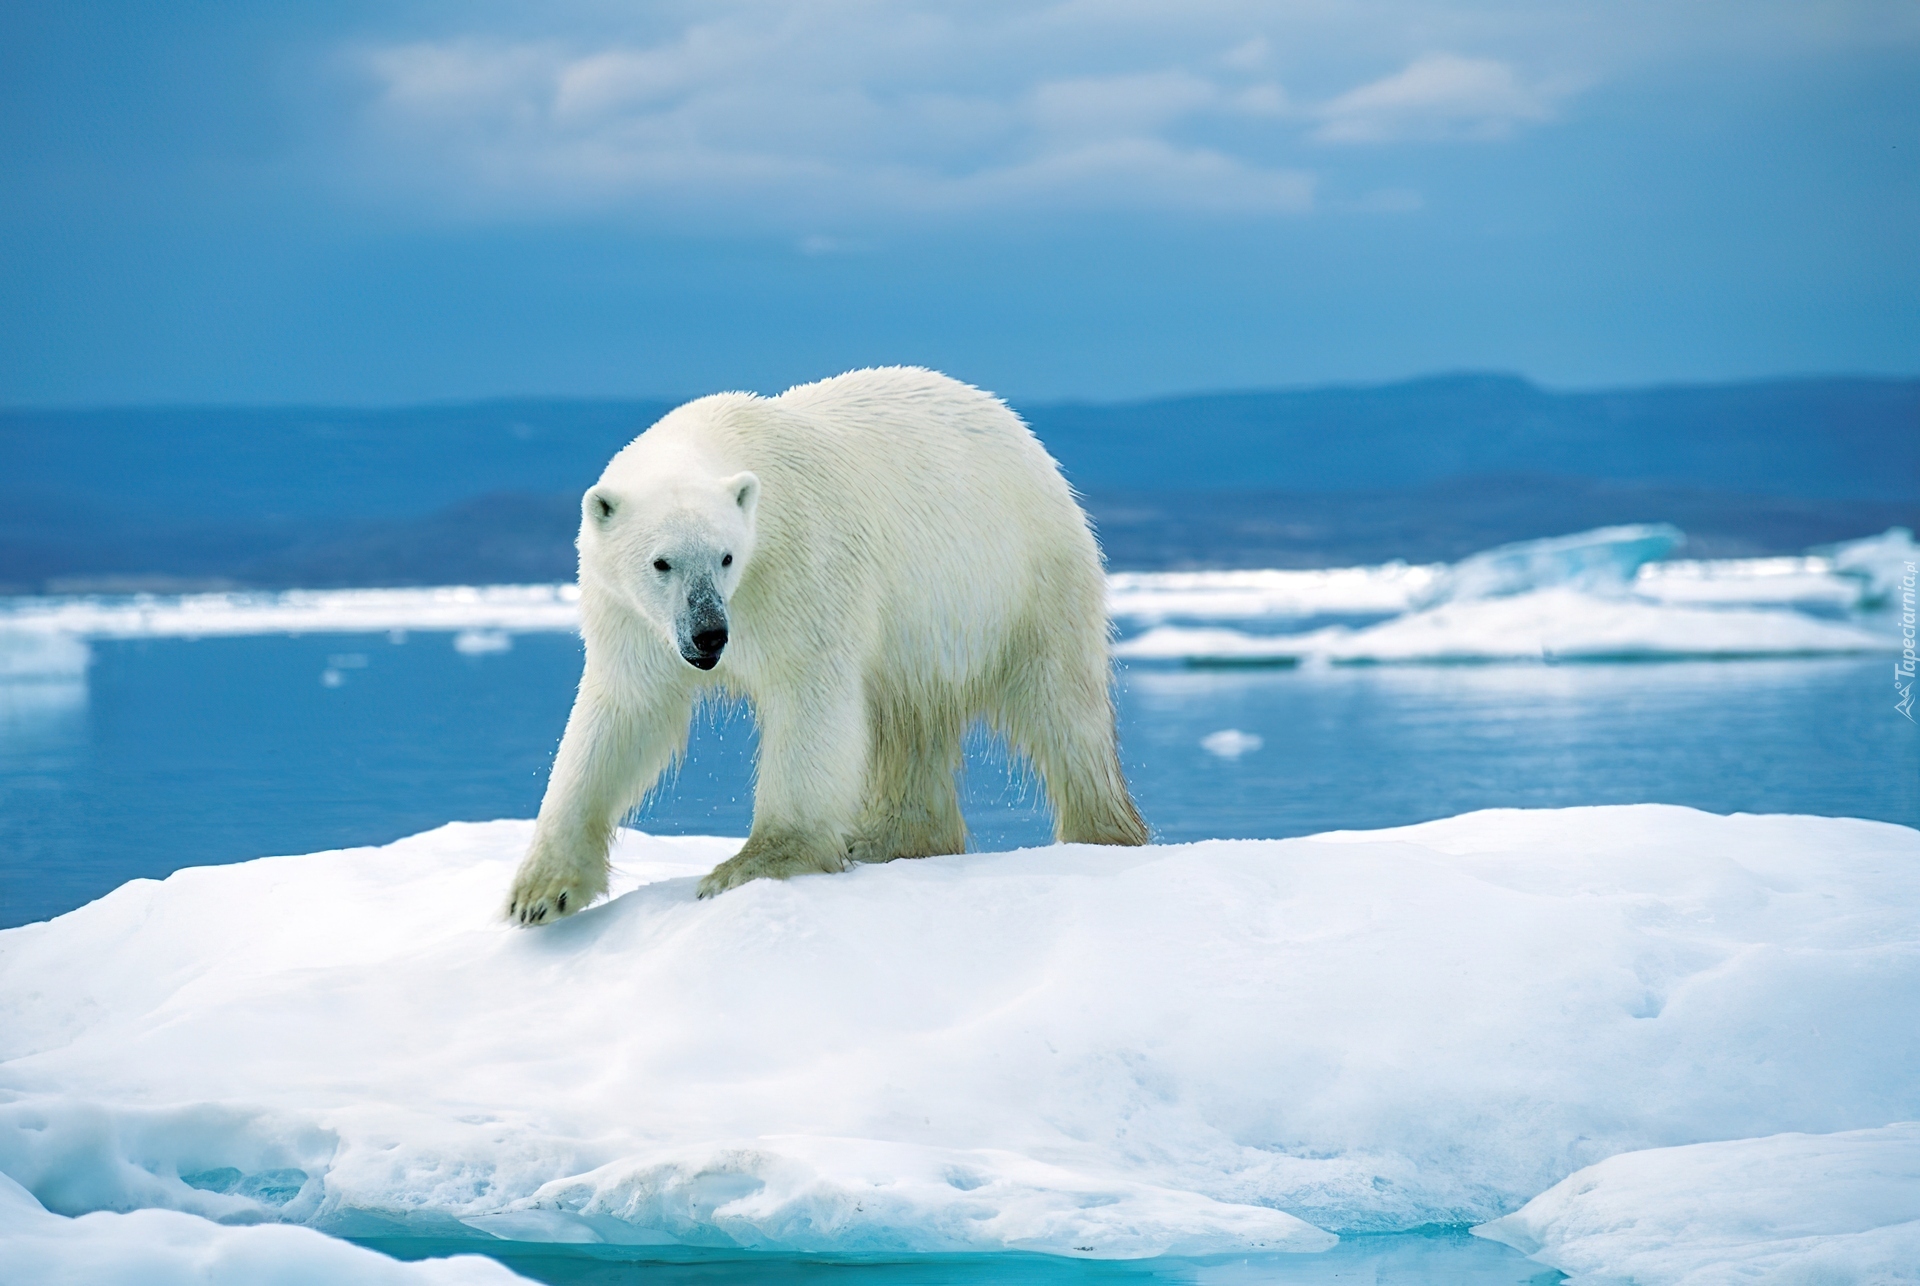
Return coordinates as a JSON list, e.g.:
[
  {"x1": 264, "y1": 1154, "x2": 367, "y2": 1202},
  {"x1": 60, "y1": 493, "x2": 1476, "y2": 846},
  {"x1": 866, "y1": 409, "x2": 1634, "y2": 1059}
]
[
  {"x1": 1117, "y1": 588, "x2": 1892, "y2": 664},
  {"x1": 0, "y1": 583, "x2": 581, "y2": 644},
  {"x1": 1413, "y1": 523, "x2": 1684, "y2": 607},
  {"x1": 0, "y1": 528, "x2": 1907, "y2": 669},
  {"x1": 1116, "y1": 526, "x2": 1905, "y2": 664},
  {"x1": 2, "y1": 807, "x2": 1916, "y2": 1277},
  {"x1": 1106, "y1": 562, "x2": 1441, "y2": 620}
]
